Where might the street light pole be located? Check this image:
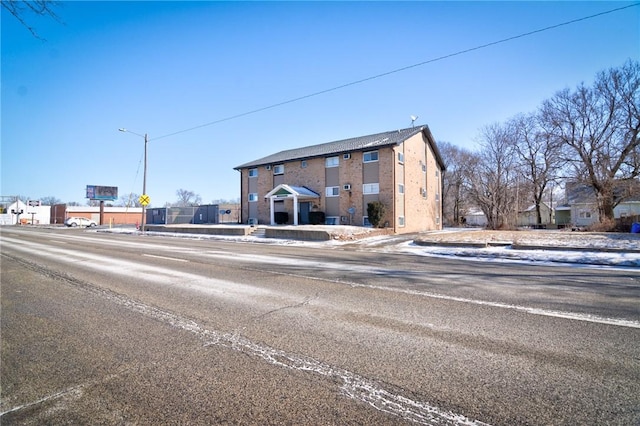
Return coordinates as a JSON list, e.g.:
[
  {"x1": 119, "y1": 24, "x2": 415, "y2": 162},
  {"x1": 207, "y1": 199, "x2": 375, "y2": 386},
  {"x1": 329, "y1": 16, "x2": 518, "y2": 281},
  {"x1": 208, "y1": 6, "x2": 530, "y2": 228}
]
[
  {"x1": 119, "y1": 128, "x2": 149, "y2": 234},
  {"x1": 141, "y1": 132, "x2": 148, "y2": 233}
]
